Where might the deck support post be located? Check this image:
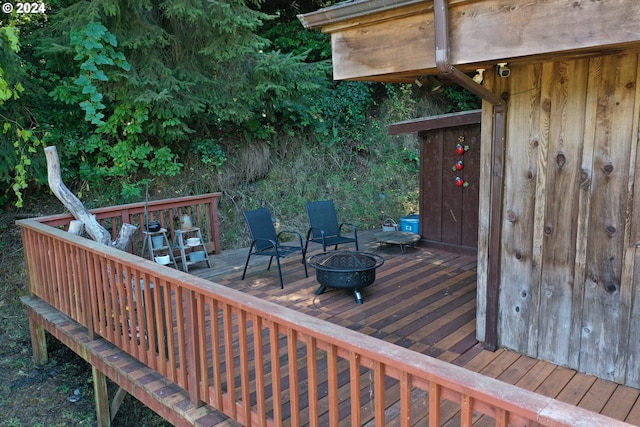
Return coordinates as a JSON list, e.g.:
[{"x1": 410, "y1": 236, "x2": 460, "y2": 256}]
[
  {"x1": 92, "y1": 366, "x2": 110, "y2": 427},
  {"x1": 27, "y1": 310, "x2": 48, "y2": 366},
  {"x1": 91, "y1": 368, "x2": 127, "y2": 427}
]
